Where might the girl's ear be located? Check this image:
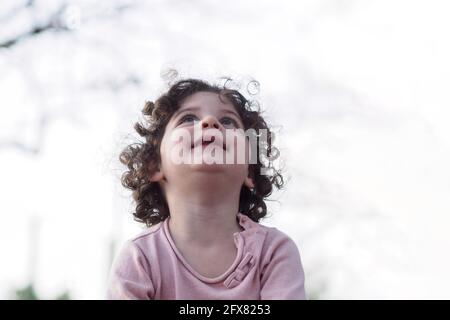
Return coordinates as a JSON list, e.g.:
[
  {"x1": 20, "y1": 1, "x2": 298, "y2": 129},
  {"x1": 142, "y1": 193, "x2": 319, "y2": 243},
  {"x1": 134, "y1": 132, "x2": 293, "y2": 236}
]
[
  {"x1": 149, "y1": 169, "x2": 164, "y2": 182},
  {"x1": 244, "y1": 176, "x2": 255, "y2": 189},
  {"x1": 244, "y1": 166, "x2": 255, "y2": 189}
]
